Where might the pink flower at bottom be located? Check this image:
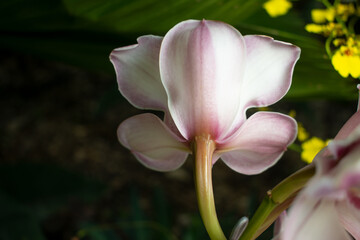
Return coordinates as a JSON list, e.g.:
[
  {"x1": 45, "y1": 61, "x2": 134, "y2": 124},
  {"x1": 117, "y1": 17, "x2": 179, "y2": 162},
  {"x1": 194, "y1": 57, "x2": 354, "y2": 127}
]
[{"x1": 280, "y1": 109, "x2": 360, "y2": 240}]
